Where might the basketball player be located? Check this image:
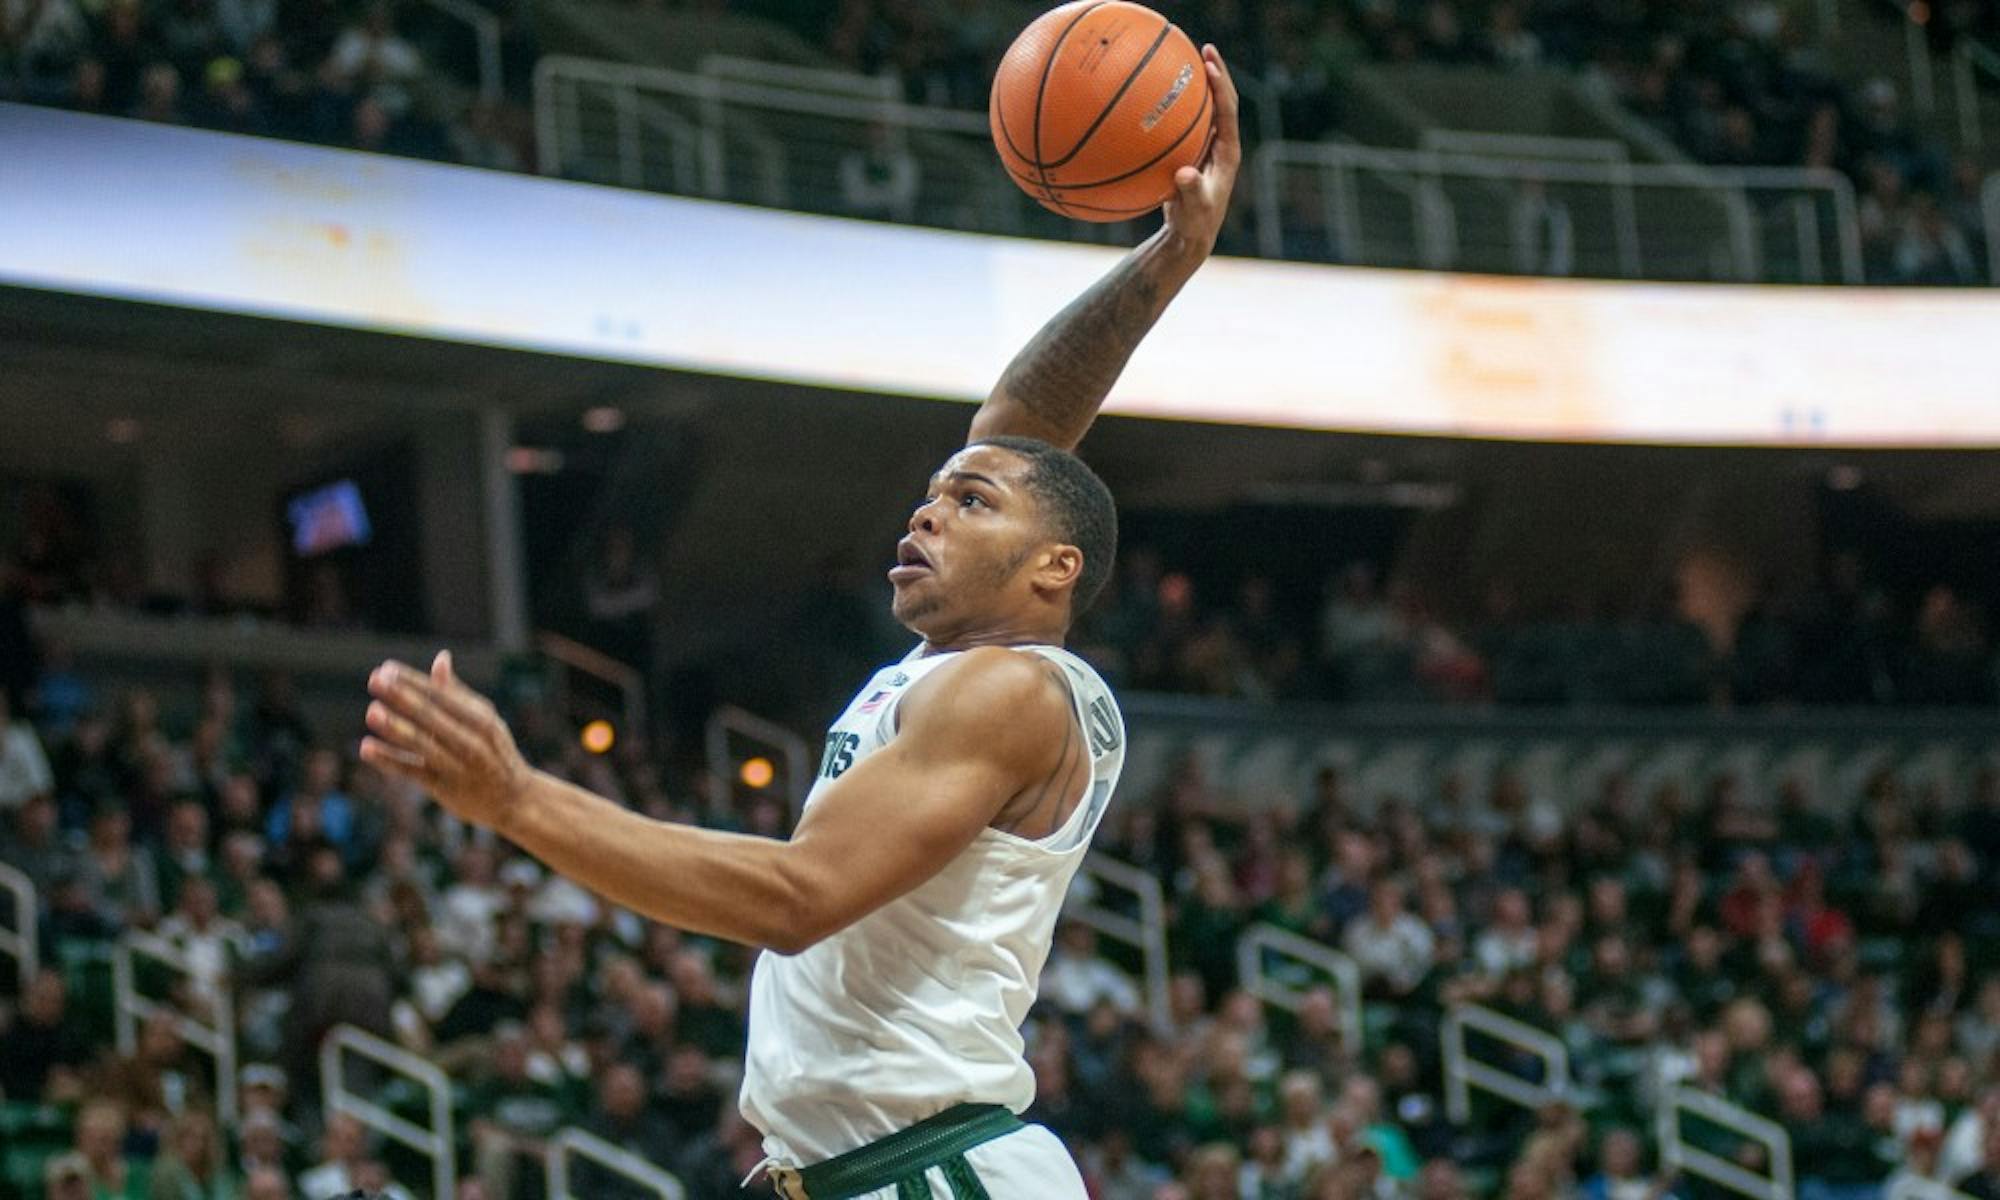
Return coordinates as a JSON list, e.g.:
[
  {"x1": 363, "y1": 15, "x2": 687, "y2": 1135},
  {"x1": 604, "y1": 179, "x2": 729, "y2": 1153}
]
[{"x1": 360, "y1": 44, "x2": 1239, "y2": 1200}]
